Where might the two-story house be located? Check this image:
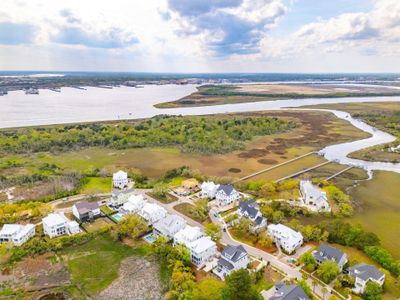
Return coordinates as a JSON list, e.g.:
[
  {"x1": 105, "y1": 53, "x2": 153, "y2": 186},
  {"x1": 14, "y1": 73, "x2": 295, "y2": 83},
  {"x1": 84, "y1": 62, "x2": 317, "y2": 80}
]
[
  {"x1": 0, "y1": 224, "x2": 36, "y2": 246},
  {"x1": 313, "y1": 243, "x2": 348, "y2": 271},
  {"x1": 43, "y1": 213, "x2": 80, "y2": 238},
  {"x1": 139, "y1": 202, "x2": 167, "y2": 225},
  {"x1": 113, "y1": 170, "x2": 128, "y2": 189},
  {"x1": 348, "y1": 263, "x2": 385, "y2": 294},
  {"x1": 200, "y1": 181, "x2": 220, "y2": 199},
  {"x1": 153, "y1": 214, "x2": 186, "y2": 241},
  {"x1": 109, "y1": 189, "x2": 135, "y2": 207},
  {"x1": 72, "y1": 201, "x2": 100, "y2": 222},
  {"x1": 121, "y1": 194, "x2": 145, "y2": 214},
  {"x1": 215, "y1": 184, "x2": 241, "y2": 207},
  {"x1": 214, "y1": 245, "x2": 249, "y2": 279},
  {"x1": 267, "y1": 224, "x2": 303, "y2": 254},
  {"x1": 238, "y1": 199, "x2": 267, "y2": 232},
  {"x1": 300, "y1": 180, "x2": 330, "y2": 212}
]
